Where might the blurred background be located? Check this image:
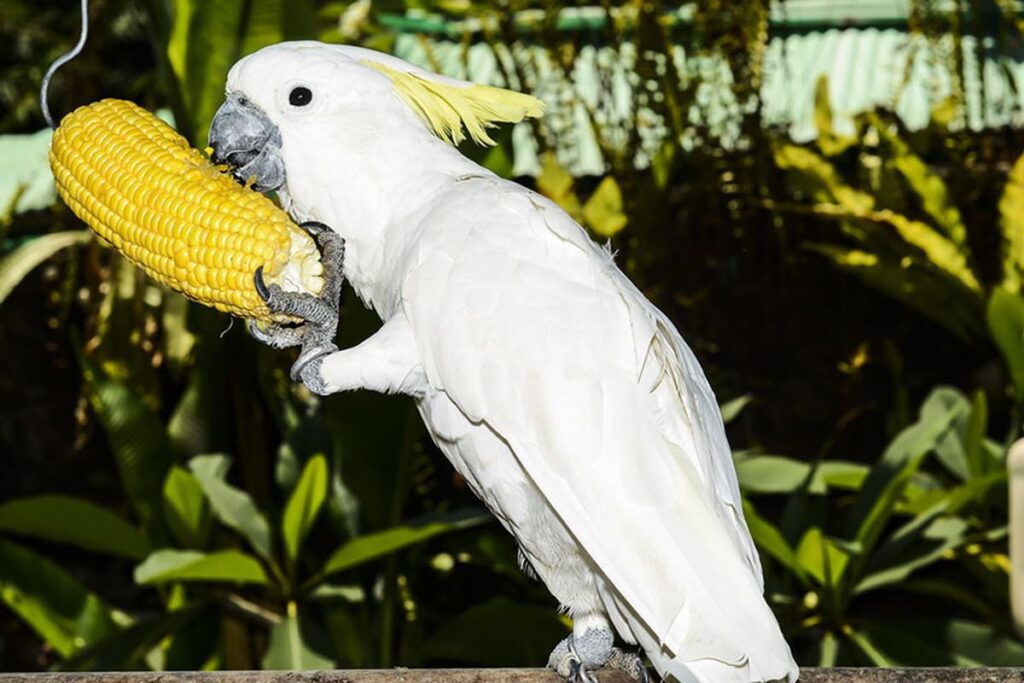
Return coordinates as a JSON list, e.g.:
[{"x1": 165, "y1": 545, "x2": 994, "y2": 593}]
[{"x1": 2, "y1": 0, "x2": 1024, "y2": 672}]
